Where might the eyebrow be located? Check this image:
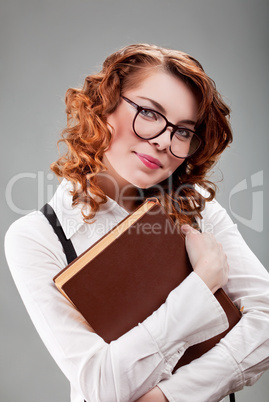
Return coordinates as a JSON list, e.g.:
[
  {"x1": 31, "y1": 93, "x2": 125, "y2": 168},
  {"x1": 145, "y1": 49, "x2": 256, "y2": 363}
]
[{"x1": 138, "y1": 96, "x2": 197, "y2": 127}]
